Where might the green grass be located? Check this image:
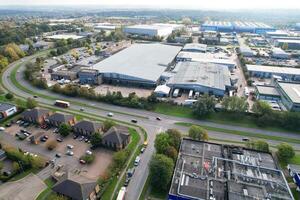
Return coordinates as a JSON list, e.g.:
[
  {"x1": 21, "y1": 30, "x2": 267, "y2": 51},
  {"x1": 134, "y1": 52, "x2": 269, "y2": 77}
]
[
  {"x1": 36, "y1": 178, "x2": 56, "y2": 200},
  {"x1": 139, "y1": 175, "x2": 151, "y2": 200},
  {"x1": 291, "y1": 187, "x2": 300, "y2": 200},
  {"x1": 154, "y1": 103, "x2": 194, "y2": 118},
  {"x1": 290, "y1": 154, "x2": 300, "y2": 165},
  {"x1": 101, "y1": 176, "x2": 118, "y2": 200},
  {"x1": 175, "y1": 122, "x2": 300, "y2": 145}
]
